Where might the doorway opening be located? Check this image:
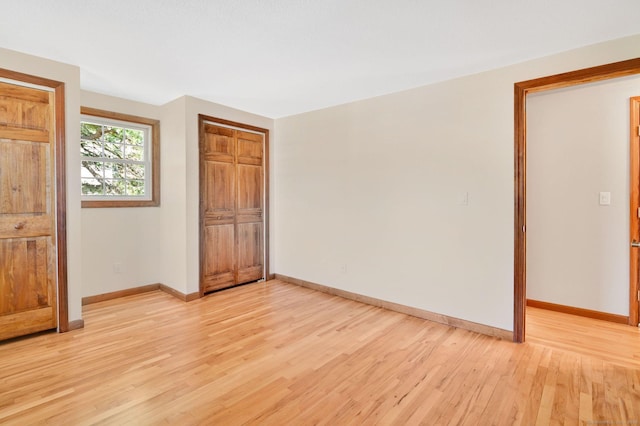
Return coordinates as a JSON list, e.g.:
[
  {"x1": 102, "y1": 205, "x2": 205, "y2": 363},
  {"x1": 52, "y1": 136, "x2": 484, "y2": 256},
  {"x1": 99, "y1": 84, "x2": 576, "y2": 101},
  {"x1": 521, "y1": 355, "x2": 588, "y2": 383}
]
[{"x1": 514, "y1": 58, "x2": 640, "y2": 343}]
